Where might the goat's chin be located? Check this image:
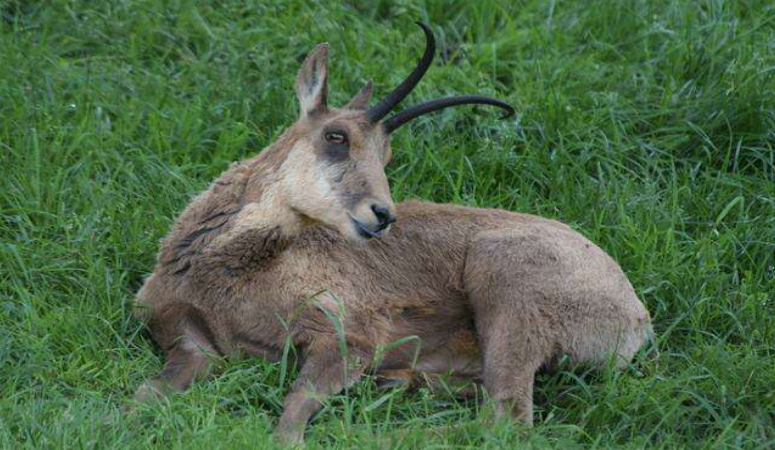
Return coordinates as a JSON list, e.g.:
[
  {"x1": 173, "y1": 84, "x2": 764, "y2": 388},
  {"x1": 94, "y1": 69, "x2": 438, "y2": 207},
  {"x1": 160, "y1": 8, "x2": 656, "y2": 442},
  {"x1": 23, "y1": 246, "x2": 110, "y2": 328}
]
[
  {"x1": 332, "y1": 217, "x2": 391, "y2": 244},
  {"x1": 300, "y1": 214, "x2": 380, "y2": 244},
  {"x1": 304, "y1": 216, "x2": 370, "y2": 244},
  {"x1": 338, "y1": 221, "x2": 374, "y2": 244}
]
